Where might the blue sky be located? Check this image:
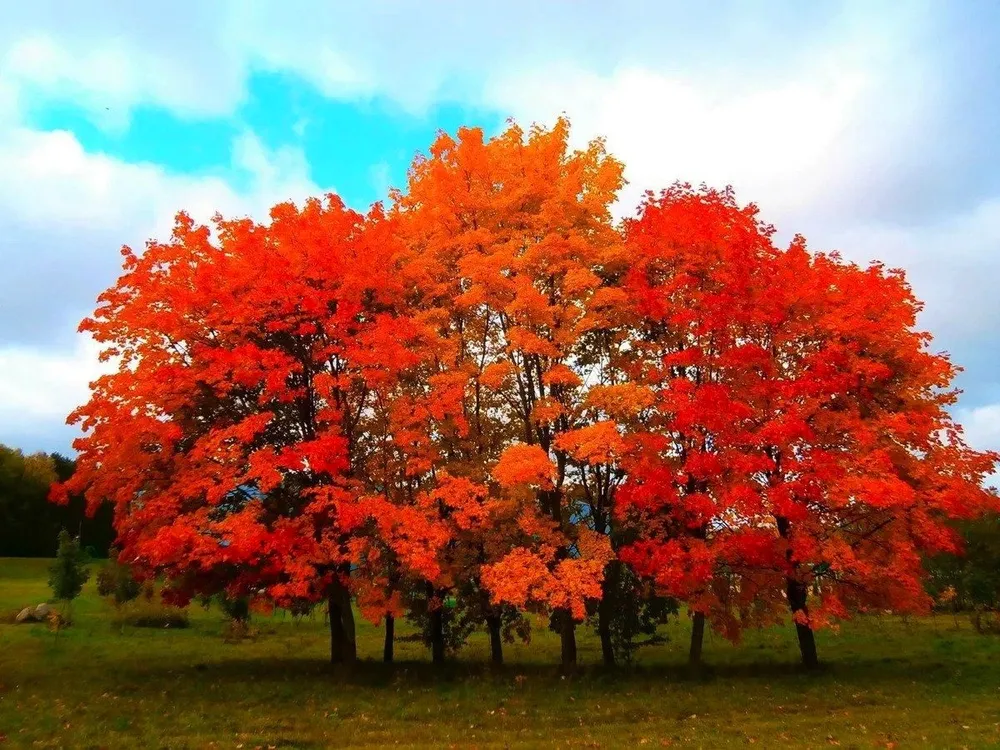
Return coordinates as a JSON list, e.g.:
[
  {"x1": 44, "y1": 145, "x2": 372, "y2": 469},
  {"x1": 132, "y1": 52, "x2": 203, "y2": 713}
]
[
  {"x1": 1, "y1": 0, "x2": 999, "y2": 468},
  {"x1": 23, "y1": 71, "x2": 504, "y2": 208}
]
